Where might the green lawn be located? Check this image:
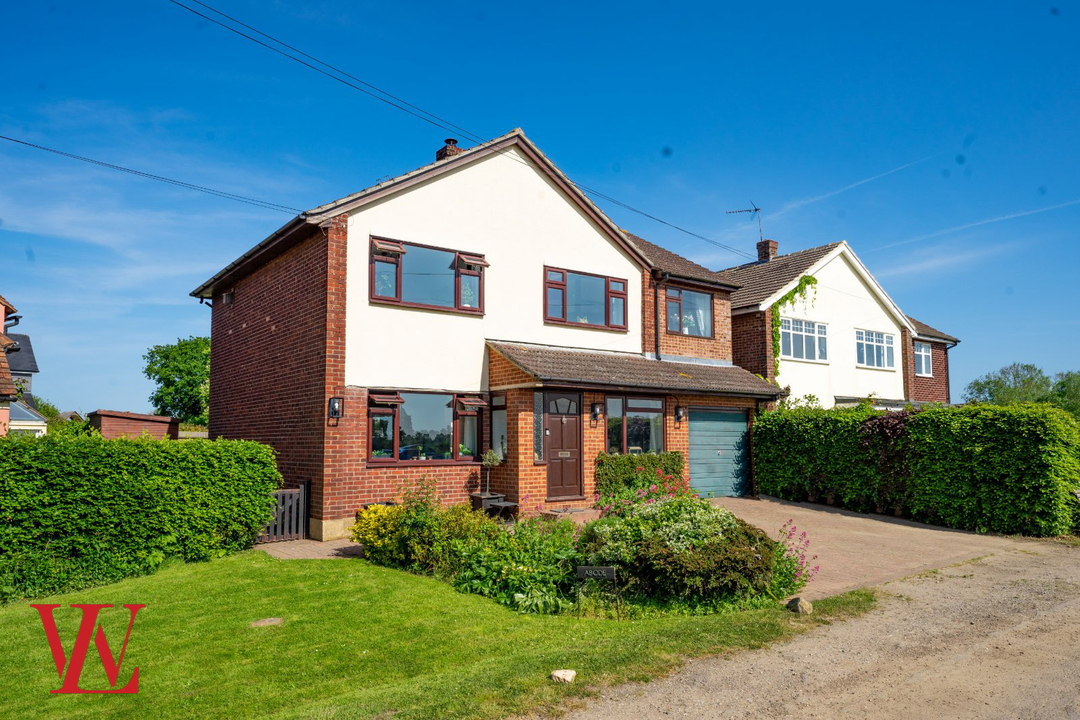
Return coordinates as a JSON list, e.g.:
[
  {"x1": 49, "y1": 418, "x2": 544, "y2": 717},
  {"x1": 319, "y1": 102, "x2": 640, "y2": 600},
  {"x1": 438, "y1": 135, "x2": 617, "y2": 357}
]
[{"x1": 0, "y1": 551, "x2": 875, "y2": 719}]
